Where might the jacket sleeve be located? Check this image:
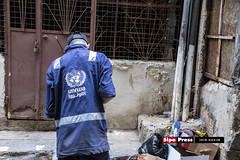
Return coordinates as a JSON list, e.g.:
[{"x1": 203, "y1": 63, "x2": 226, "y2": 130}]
[
  {"x1": 44, "y1": 66, "x2": 55, "y2": 118},
  {"x1": 98, "y1": 54, "x2": 116, "y2": 98}
]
